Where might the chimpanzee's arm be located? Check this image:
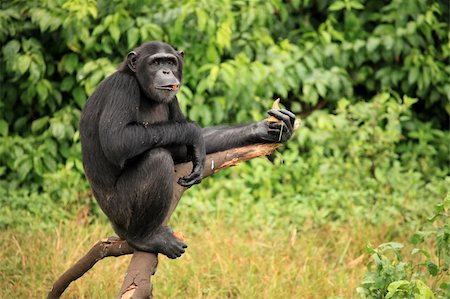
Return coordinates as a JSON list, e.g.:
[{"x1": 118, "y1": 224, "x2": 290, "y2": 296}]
[
  {"x1": 99, "y1": 88, "x2": 203, "y2": 169},
  {"x1": 202, "y1": 123, "x2": 259, "y2": 154},
  {"x1": 170, "y1": 109, "x2": 296, "y2": 163},
  {"x1": 167, "y1": 98, "x2": 206, "y2": 186},
  {"x1": 171, "y1": 123, "x2": 259, "y2": 161},
  {"x1": 203, "y1": 109, "x2": 296, "y2": 154}
]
